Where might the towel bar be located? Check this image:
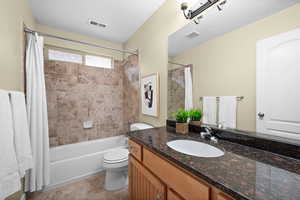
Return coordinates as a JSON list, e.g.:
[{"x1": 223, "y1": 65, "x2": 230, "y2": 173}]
[{"x1": 199, "y1": 96, "x2": 244, "y2": 101}]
